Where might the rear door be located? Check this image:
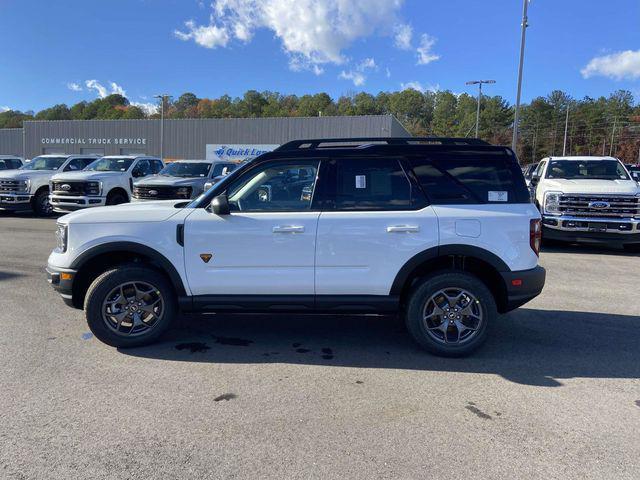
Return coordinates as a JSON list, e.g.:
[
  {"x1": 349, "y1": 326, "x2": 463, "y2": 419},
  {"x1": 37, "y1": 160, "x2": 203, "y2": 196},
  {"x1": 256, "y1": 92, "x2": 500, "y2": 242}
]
[{"x1": 315, "y1": 157, "x2": 438, "y2": 296}]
